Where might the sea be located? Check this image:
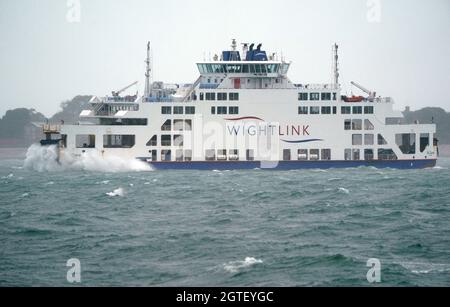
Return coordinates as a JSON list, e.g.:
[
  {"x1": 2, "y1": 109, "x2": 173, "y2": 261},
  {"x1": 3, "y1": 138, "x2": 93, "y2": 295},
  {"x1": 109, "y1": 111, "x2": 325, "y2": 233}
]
[{"x1": 0, "y1": 145, "x2": 449, "y2": 287}]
